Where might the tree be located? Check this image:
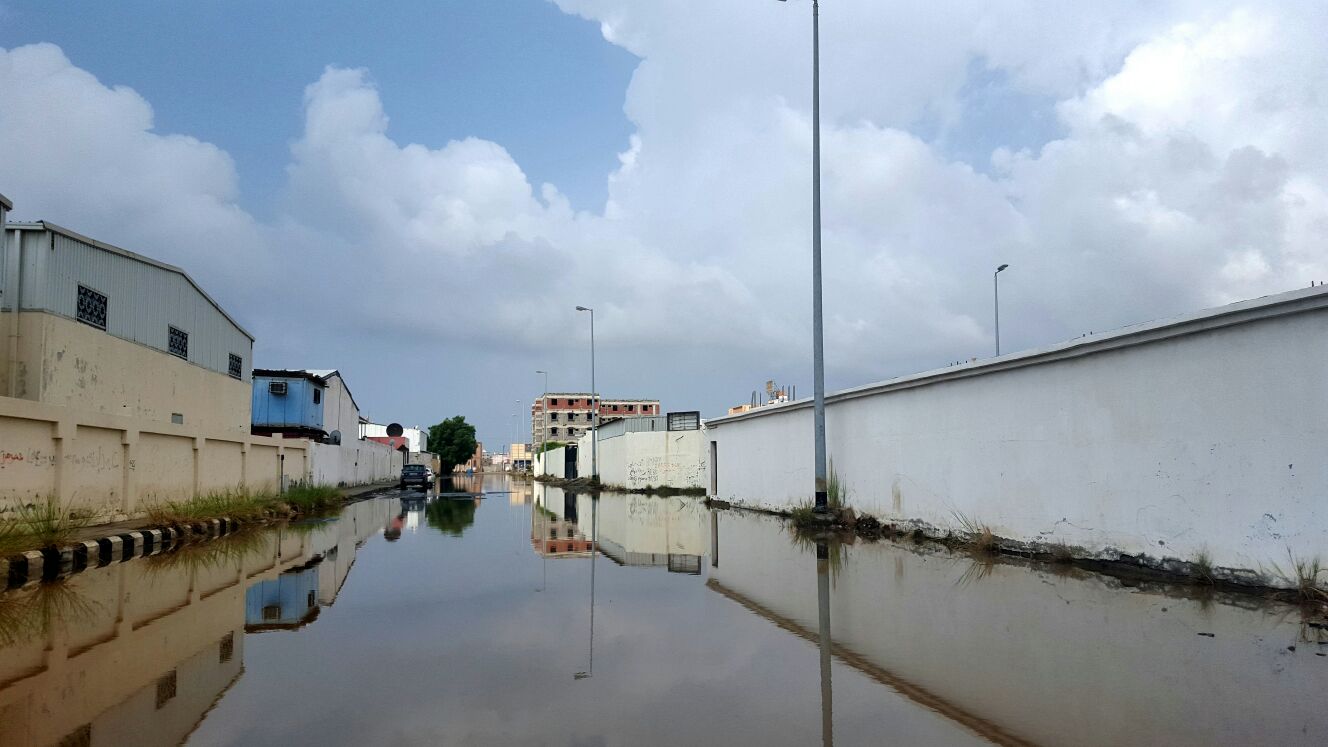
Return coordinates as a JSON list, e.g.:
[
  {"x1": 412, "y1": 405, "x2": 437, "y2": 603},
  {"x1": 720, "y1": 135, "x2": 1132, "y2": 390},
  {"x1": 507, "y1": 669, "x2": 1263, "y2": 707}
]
[
  {"x1": 425, "y1": 497, "x2": 478, "y2": 537},
  {"x1": 427, "y1": 416, "x2": 478, "y2": 474}
]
